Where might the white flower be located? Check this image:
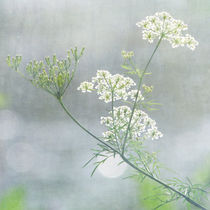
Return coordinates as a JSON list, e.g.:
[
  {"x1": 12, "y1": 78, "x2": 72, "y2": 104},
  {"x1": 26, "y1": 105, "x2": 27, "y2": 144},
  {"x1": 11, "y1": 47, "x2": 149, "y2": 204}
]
[
  {"x1": 128, "y1": 89, "x2": 144, "y2": 102},
  {"x1": 77, "y1": 81, "x2": 94, "y2": 93},
  {"x1": 101, "y1": 106, "x2": 163, "y2": 142},
  {"x1": 102, "y1": 130, "x2": 115, "y2": 141},
  {"x1": 78, "y1": 70, "x2": 136, "y2": 103},
  {"x1": 136, "y1": 11, "x2": 198, "y2": 50},
  {"x1": 184, "y1": 34, "x2": 199, "y2": 50},
  {"x1": 78, "y1": 71, "x2": 163, "y2": 143},
  {"x1": 100, "y1": 116, "x2": 113, "y2": 126},
  {"x1": 146, "y1": 127, "x2": 163, "y2": 140}
]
